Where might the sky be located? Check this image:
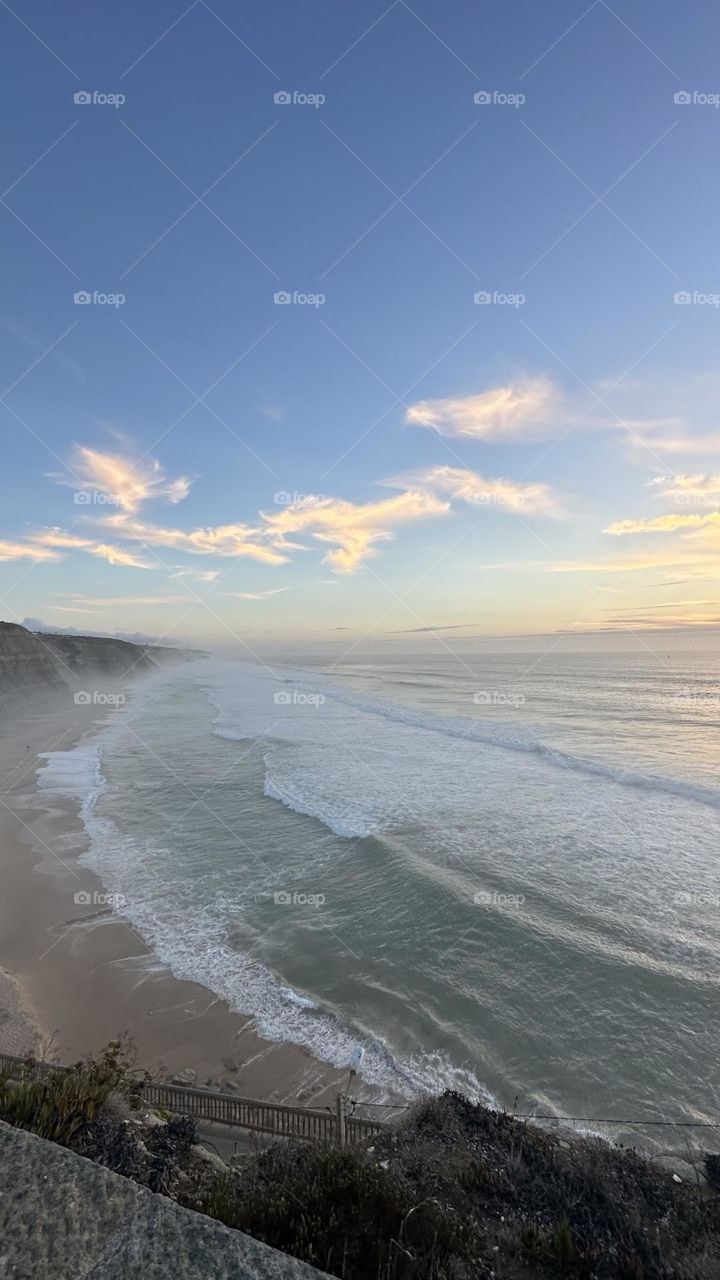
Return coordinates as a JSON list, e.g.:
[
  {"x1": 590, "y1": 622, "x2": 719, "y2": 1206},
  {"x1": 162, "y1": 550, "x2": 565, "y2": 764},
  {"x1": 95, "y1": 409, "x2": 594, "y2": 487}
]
[{"x1": 1, "y1": 0, "x2": 719, "y2": 653}]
